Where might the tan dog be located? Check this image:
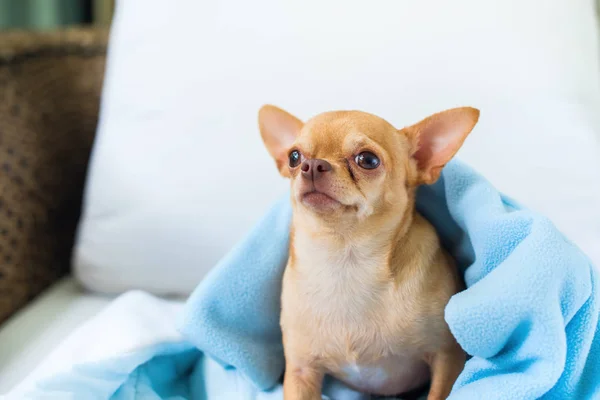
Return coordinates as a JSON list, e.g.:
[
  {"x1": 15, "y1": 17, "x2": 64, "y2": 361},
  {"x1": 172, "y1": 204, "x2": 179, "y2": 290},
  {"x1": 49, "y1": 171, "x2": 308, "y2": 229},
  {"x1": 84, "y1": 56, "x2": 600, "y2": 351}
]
[{"x1": 258, "y1": 105, "x2": 479, "y2": 400}]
